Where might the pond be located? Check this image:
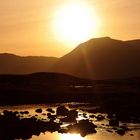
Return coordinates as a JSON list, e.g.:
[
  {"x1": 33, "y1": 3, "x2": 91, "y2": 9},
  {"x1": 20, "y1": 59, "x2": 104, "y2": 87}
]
[{"x1": 0, "y1": 103, "x2": 139, "y2": 140}]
